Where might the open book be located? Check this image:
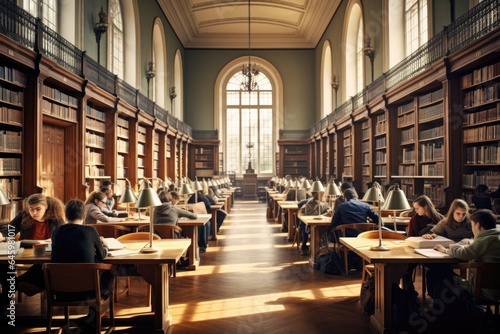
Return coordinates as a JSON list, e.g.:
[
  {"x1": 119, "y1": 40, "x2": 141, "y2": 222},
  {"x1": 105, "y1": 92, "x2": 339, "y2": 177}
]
[{"x1": 103, "y1": 238, "x2": 125, "y2": 250}]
